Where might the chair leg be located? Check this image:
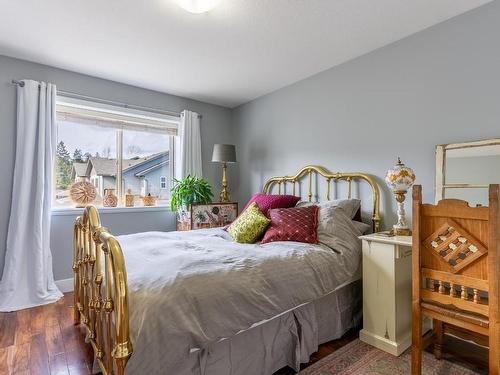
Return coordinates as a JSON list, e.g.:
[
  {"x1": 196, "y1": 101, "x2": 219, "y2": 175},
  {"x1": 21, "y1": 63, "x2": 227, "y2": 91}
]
[
  {"x1": 411, "y1": 345, "x2": 422, "y2": 375},
  {"x1": 489, "y1": 329, "x2": 499, "y2": 375},
  {"x1": 433, "y1": 319, "x2": 444, "y2": 360},
  {"x1": 411, "y1": 311, "x2": 423, "y2": 374}
]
